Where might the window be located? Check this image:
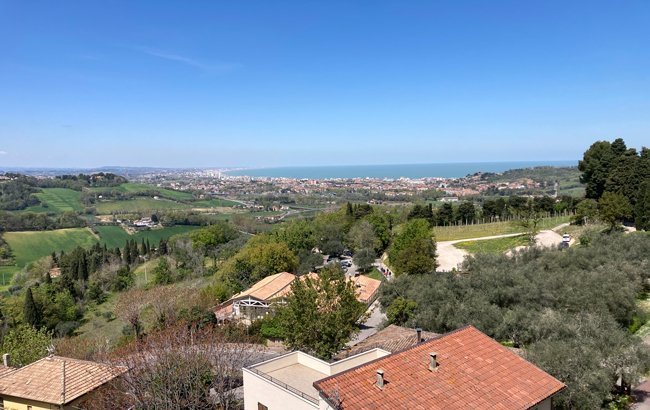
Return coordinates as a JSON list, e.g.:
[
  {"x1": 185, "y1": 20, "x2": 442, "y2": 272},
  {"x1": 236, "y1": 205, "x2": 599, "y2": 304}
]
[{"x1": 258, "y1": 403, "x2": 268, "y2": 410}]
